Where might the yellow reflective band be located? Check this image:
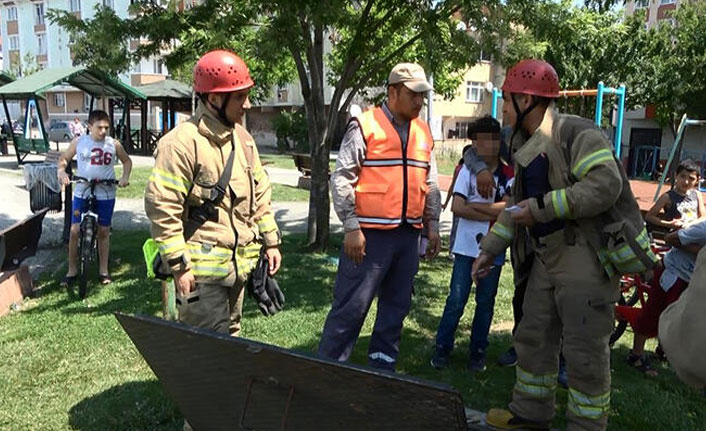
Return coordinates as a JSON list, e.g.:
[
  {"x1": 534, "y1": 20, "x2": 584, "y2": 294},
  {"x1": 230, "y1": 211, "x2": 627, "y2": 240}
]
[
  {"x1": 237, "y1": 243, "x2": 262, "y2": 259},
  {"x1": 257, "y1": 215, "x2": 279, "y2": 233},
  {"x1": 490, "y1": 222, "x2": 513, "y2": 241},
  {"x1": 157, "y1": 236, "x2": 186, "y2": 255},
  {"x1": 186, "y1": 243, "x2": 232, "y2": 261},
  {"x1": 572, "y1": 149, "x2": 614, "y2": 179},
  {"x1": 568, "y1": 388, "x2": 610, "y2": 420},
  {"x1": 149, "y1": 168, "x2": 191, "y2": 194},
  {"x1": 254, "y1": 167, "x2": 267, "y2": 183},
  {"x1": 191, "y1": 261, "x2": 230, "y2": 277},
  {"x1": 515, "y1": 366, "x2": 557, "y2": 398},
  {"x1": 551, "y1": 189, "x2": 572, "y2": 219}
]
